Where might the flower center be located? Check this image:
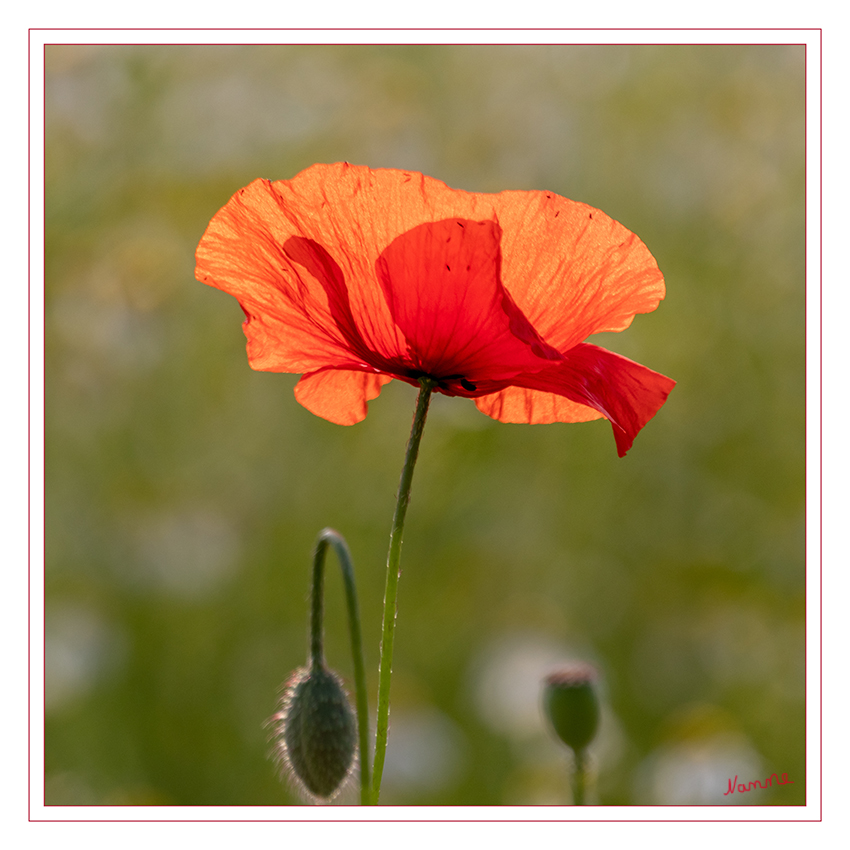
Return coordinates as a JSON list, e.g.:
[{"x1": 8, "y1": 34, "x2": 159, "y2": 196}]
[{"x1": 406, "y1": 370, "x2": 477, "y2": 393}]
